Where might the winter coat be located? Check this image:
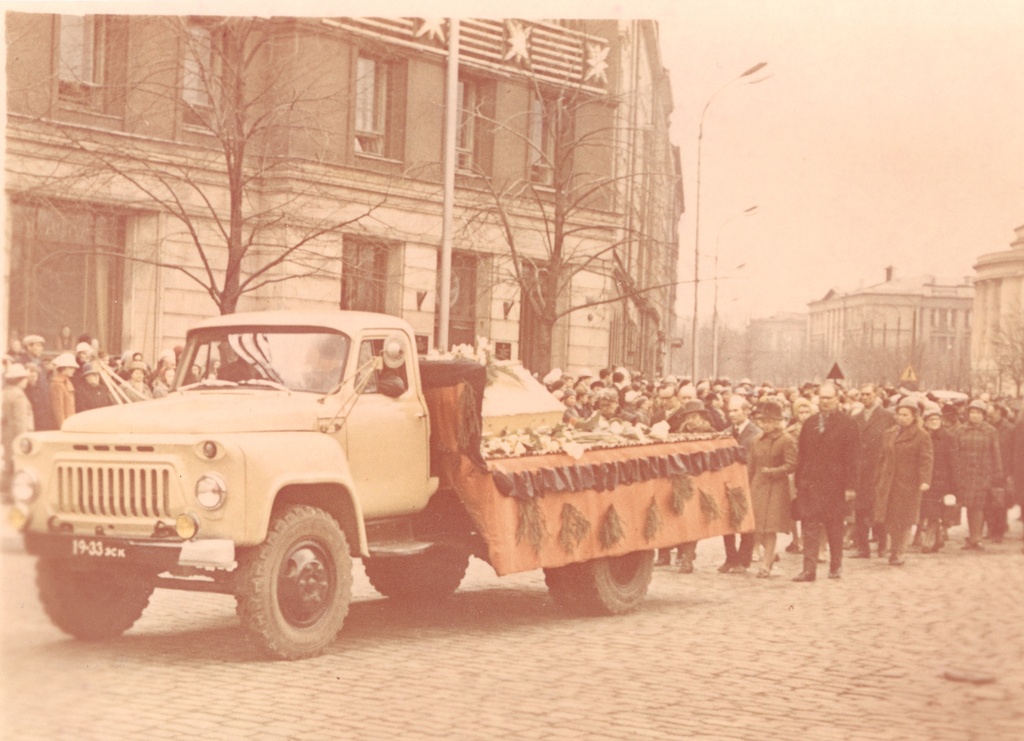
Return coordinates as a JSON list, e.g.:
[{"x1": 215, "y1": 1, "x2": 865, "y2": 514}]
[
  {"x1": 76, "y1": 383, "x2": 114, "y2": 412},
  {"x1": 2, "y1": 384, "x2": 35, "y2": 482},
  {"x1": 874, "y1": 423, "x2": 933, "y2": 529},
  {"x1": 50, "y1": 374, "x2": 76, "y2": 428},
  {"x1": 955, "y1": 421, "x2": 1003, "y2": 509},
  {"x1": 853, "y1": 404, "x2": 895, "y2": 513},
  {"x1": 922, "y1": 426, "x2": 957, "y2": 518},
  {"x1": 794, "y1": 411, "x2": 859, "y2": 522},
  {"x1": 1008, "y1": 417, "x2": 1024, "y2": 506},
  {"x1": 749, "y1": 427, "x2": 796, "y2": 534}
]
